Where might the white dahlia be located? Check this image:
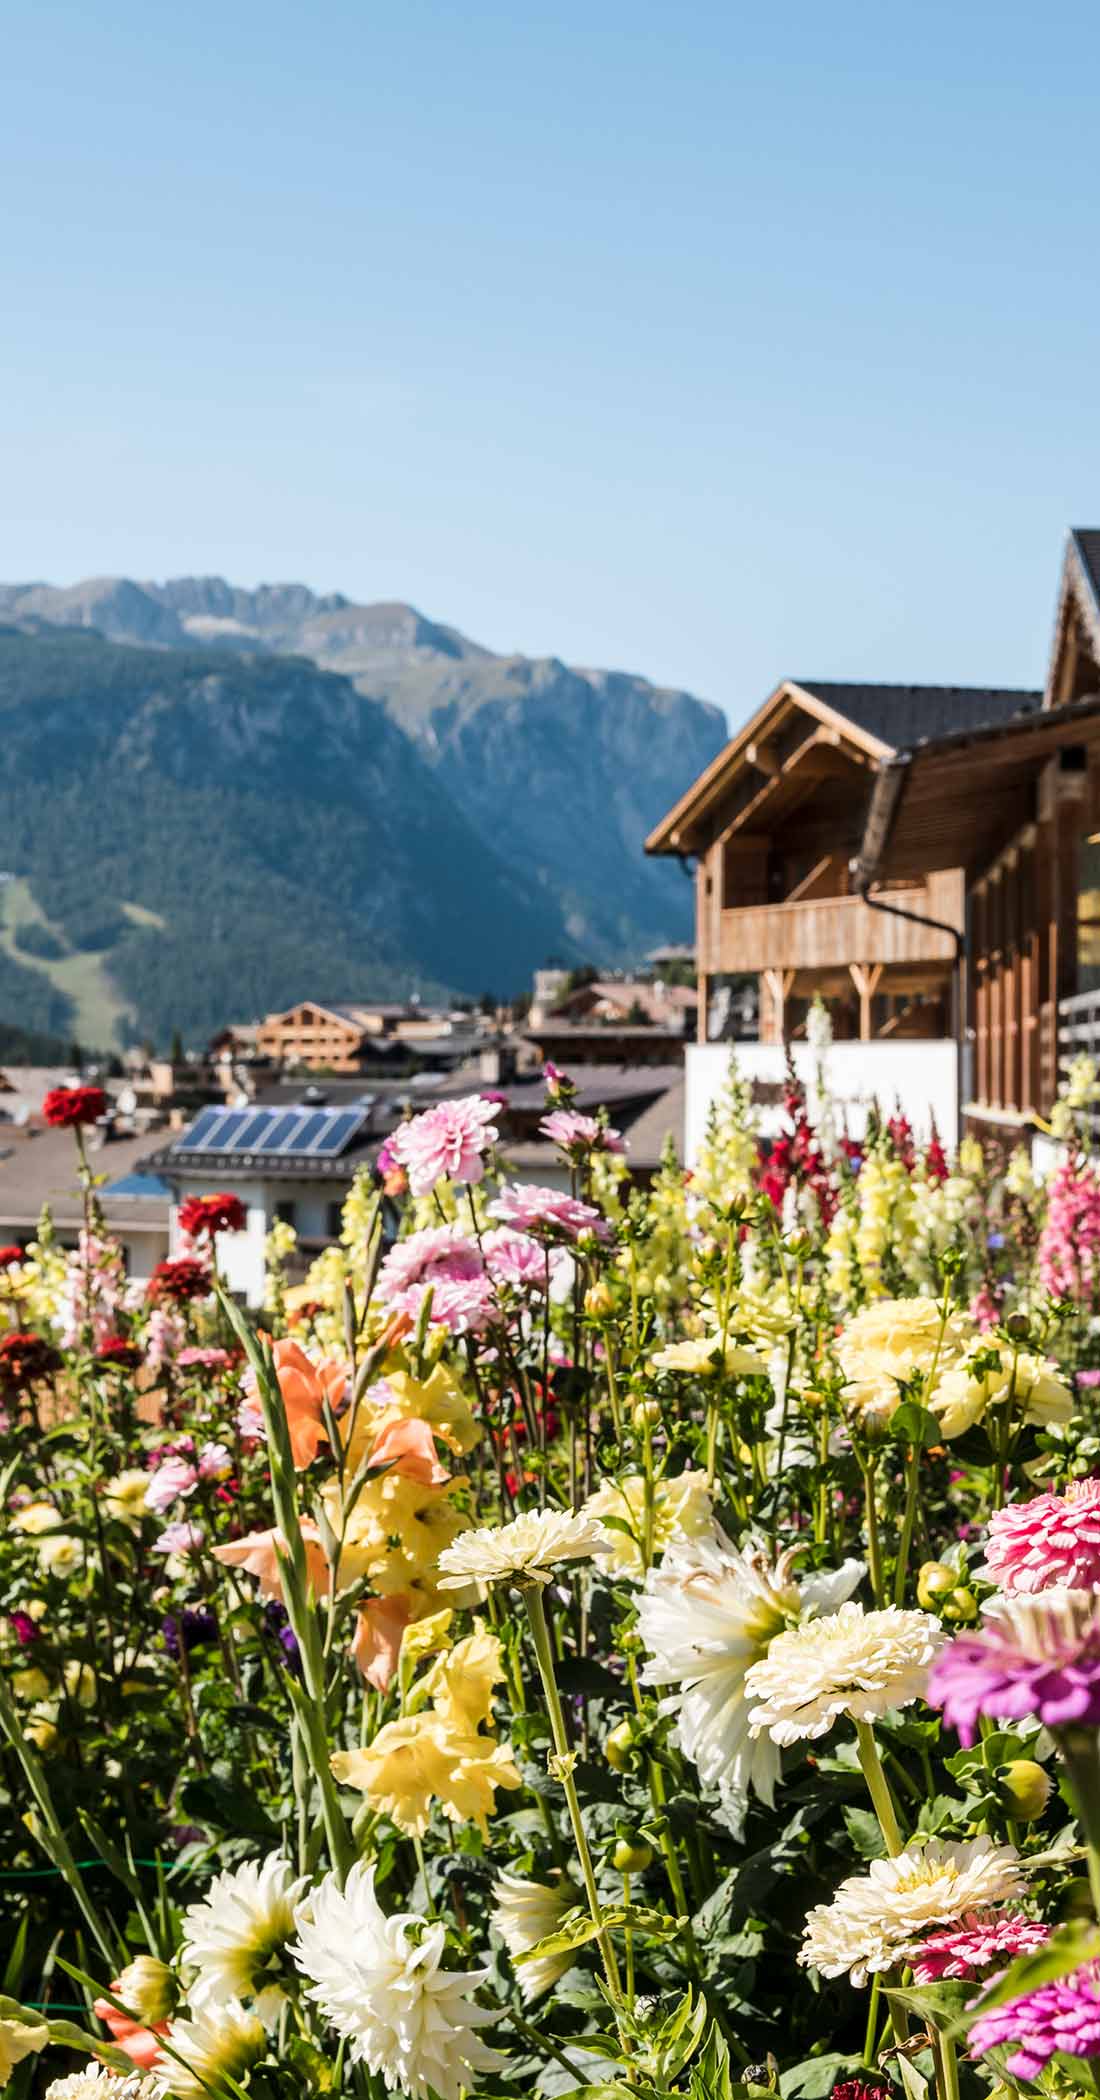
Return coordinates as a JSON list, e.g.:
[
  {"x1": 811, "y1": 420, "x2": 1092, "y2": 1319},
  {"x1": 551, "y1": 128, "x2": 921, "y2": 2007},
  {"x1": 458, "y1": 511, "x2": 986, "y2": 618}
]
[
  {"x1": 45, "y1": 2075, "x2": 160, "y2": 2100},
  {"x1": 635, "y1": 1530, "x2": 862, "y2": 1831},
  {"x1": 800, "y1": 1836, "x2": 1025, "y2": 1986},
  {"x1": 179, "y1": 1854, "x2": 307, "y2": 2027},
  {"x1": 436, "y1": 1506, "x2": 612, "y2": 1592},
  {"x1": 293, "y1": 1860, "x2": 503, "y2": 2100},
  {"x1": 490, "y1": 1870, "x2": 575, "y2": 2001},
  {"x1": 159, "y1": 2000, "x2": 266, "y2": 2098},
  {"x1": 745, "y1": 1601, "x2": 944, "y2": 1744}
]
